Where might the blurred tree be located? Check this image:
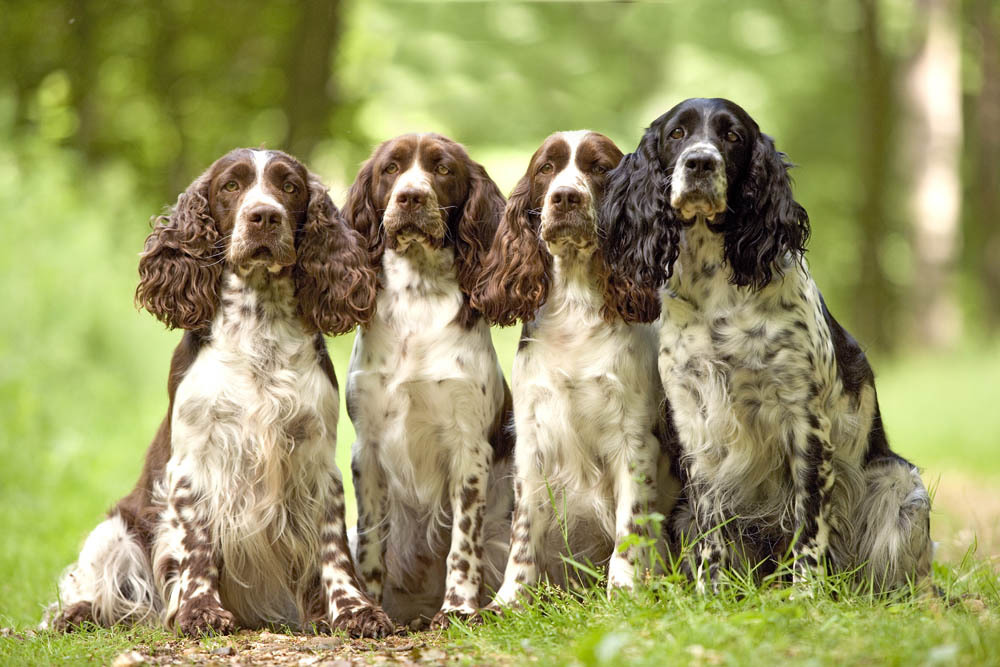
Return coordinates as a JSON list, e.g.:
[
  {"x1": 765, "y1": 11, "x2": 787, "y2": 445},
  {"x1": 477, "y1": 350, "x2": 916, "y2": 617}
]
[
  {"x1": 970, "y1": 0, "x2": 1000, "y2": 333},
  {"x1": 904, "y1": 0, "x2": 963, "y2": 348},
  {"x1": 855, "y1": 0, "x2": 899, "y2": 350},
  {"x1": 282, "y1": 0, "x2": 343, "y2": 160}
]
